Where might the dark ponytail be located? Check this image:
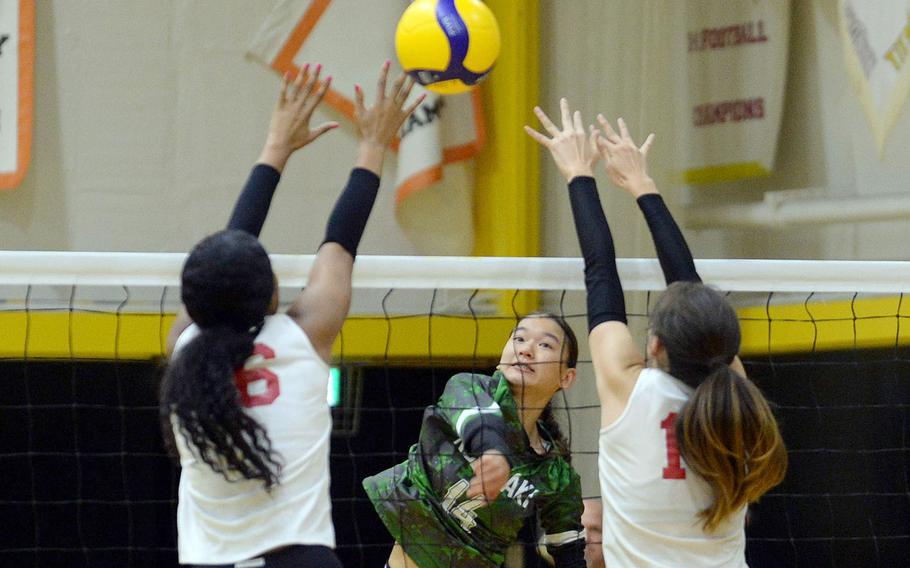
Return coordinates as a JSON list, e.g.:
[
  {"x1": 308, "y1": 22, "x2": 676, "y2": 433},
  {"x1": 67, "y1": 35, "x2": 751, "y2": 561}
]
[
  {"x1": 161, "y1": 326, "x2": 282, "y2": 487},
  {"x1": 650, "y1": 282, "x2": 787, "y2": 531},
  {"x1": 159, "y1": 230, "x2": 282, "y2": 488},
  {"x1": 522, "y1": 311, "x2": 579, "y2": 461}
]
